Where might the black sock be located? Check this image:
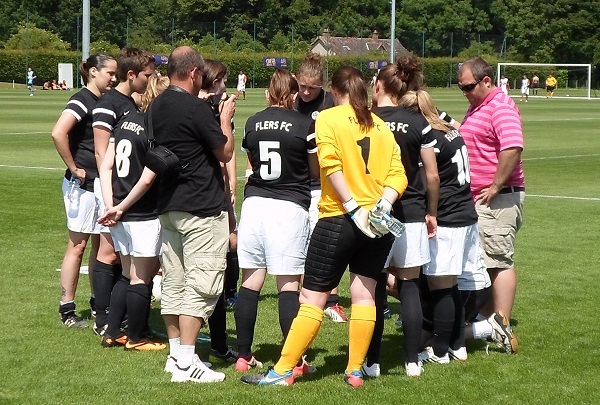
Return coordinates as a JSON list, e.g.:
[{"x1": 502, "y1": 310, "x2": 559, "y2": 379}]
[
  {"x1": 92, "y1": 260, "x2": 121, "y2": 328},
  {"x1": 431, "y1": 287, "x2": 454, "y2": 357},
  {"x1": 450, "y1": 285, "x2": 465, "y2": 350},
  {"x1": 278, "y1": 291, "x2": 299, "y2": 340},
  {"x1": 398, "y1": 278, "x2": 423, "y2": 363},
  {"x1": 225, "y1": 251, "x2": 239, "y2": 300},
  {"x1": 106, "y1": 275, "x2": 129, "y2": 338},
  {"x1": 326, "y1": 293, "x2": 339, "y2": 308},
  {"x1": 234, "y1": 287, "x2": 260, "y2": 359},
  {"x1": 366, "y1": 272, "x2": 387, "y2": 366},
  {"x1": 126, "y1": 283, "x2": 151, "y2": 342},
  {"x1": 59, "y1": 301, "x2": 76, "y2": 321},
  {"x1": 209, "y1": 293, "x2": 228, "y2": 354}
]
